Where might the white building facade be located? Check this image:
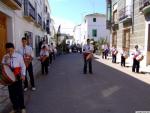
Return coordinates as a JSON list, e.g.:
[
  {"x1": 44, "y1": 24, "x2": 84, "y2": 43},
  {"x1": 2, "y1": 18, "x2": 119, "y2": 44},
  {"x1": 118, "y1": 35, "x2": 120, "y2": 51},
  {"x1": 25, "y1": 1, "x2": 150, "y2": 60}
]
[
  {"x1": 73, "y1": 24, "x2": 82, "y2": 44},
  {"x1": 0, "y1": 0, "x2": 52, "y2": 61},
  {"x1": 73, "y1": 13, "x2": 110, "y2": 45},
  {"x1": 84, "y1": 13, "x2": 110, "y2": 42}
]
